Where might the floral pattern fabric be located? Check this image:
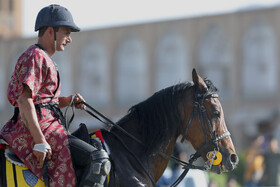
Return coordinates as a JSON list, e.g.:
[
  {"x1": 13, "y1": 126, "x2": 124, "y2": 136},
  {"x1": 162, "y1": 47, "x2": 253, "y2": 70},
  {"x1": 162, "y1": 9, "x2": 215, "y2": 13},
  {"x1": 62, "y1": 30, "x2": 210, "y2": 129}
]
[{"x1": 0, "y1": 45, "x2": 76, "y2": 186}]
